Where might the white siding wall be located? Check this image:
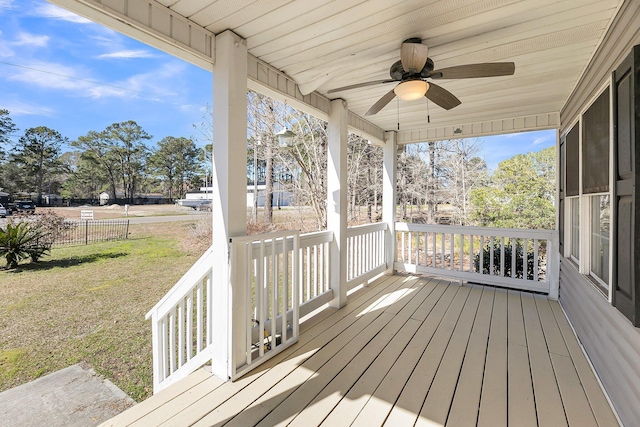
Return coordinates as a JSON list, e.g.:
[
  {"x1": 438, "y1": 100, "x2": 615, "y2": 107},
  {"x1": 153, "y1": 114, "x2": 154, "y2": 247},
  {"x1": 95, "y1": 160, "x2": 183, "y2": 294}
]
[
  {"x1": 559, "y1": 2, "x2": 640, "y2": 426},
  {"x1": 559, "y1": 259, "x2": 638, "y2": 426}
]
